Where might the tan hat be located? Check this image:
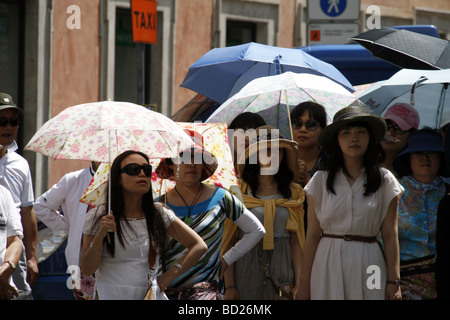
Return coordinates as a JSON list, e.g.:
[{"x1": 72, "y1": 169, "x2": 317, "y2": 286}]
[
  {"x1": 319, "y1": 105, "x2": 386, "y2": 154},
  {"x1": 236, "y1": 125, "x2": 298, "y2": 178}
]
